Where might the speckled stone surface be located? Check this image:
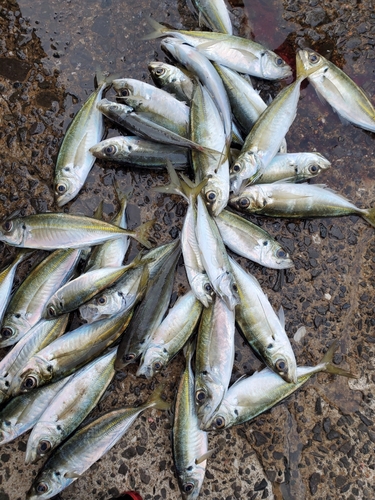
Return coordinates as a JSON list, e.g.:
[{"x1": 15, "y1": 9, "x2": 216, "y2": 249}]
[{"x1": 0, "y1": 0, "x2": 375, "y2": 499}]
